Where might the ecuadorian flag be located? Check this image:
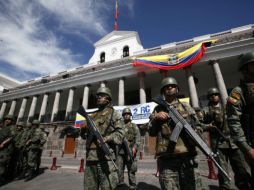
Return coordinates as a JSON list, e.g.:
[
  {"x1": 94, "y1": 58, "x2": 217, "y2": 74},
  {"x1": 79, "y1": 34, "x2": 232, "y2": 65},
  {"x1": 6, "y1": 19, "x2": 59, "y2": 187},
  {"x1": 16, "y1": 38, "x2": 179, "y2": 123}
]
[
  {"x1": 133, "y1": 40, "x2": 217, "y2": 70},
  {"x1": 75, "y1": 113, "x2": 85, "y2": 128}
]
